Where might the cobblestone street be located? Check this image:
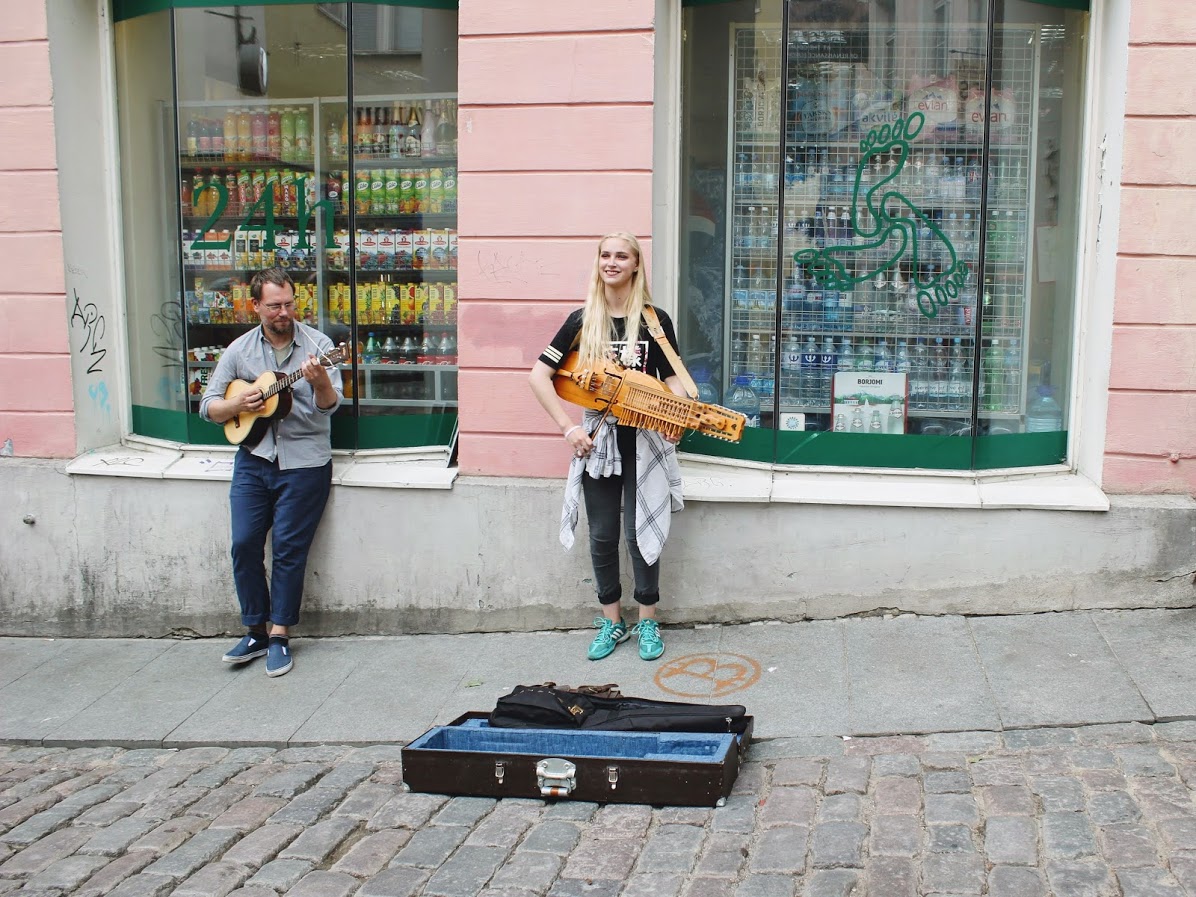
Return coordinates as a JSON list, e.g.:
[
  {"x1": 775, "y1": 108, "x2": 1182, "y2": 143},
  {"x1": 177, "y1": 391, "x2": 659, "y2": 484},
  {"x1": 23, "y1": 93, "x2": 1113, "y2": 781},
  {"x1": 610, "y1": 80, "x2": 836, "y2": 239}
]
[{"x1": 3, "y1": 721, "x2": 1196, "y2": 897}]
